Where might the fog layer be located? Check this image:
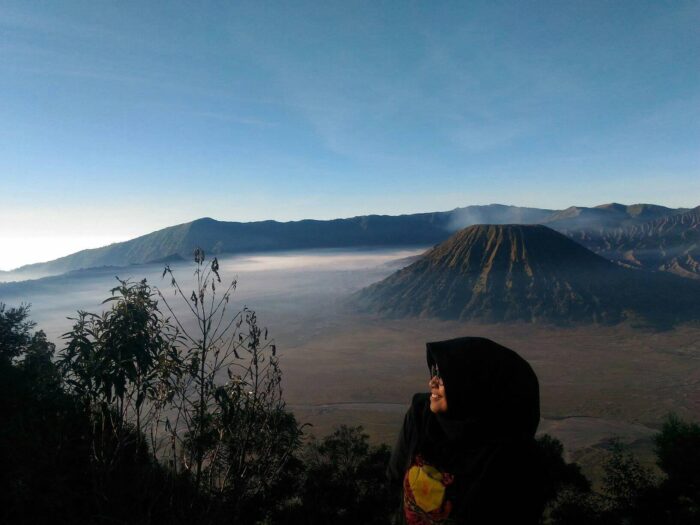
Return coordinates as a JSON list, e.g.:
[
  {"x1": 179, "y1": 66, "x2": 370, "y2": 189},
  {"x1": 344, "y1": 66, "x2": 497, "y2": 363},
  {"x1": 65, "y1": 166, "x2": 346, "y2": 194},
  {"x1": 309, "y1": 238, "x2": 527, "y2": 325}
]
[{"x1": 0, "y1": 247, "x2": 426, "y2": 343}]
